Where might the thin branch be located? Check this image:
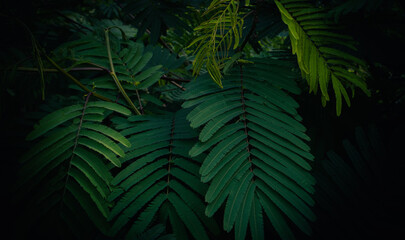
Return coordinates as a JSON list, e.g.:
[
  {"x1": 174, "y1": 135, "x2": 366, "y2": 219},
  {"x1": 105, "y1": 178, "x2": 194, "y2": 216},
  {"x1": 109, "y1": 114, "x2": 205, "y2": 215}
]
[
  {"x1": 45, "y1": 55, "x2": 114, "y2": 102},
  {"x1": 239, "y1": 65, "x2": 253, "y2": 172},
  {"x1": 169, "y1": 80, "x2": 186, "y2": 91},
  {"x1": 135, "y1": 89, "x2": 144, "y2": 114},
  {"x1": 105, "y1": 28, "x2": 142, "y2": 115},
  {"x1": 60, "y1": 92, "x2": 92, "y2": 210},
  {"x1": 145, "y1": 28, "x2": 174, "y2": 54},
  {"x1": 166, "y1": 116, "x2": 176, "y2": 194}
]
